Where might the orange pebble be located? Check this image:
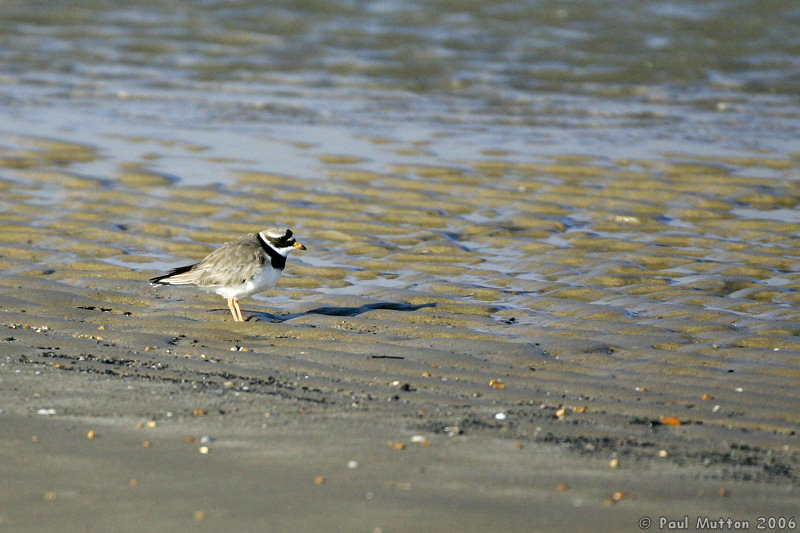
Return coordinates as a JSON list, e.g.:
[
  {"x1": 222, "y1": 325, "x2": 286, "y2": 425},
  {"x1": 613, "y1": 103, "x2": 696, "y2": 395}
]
[{"x1": 659, "y1": 416, "x2": 681, "y2": 426}]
